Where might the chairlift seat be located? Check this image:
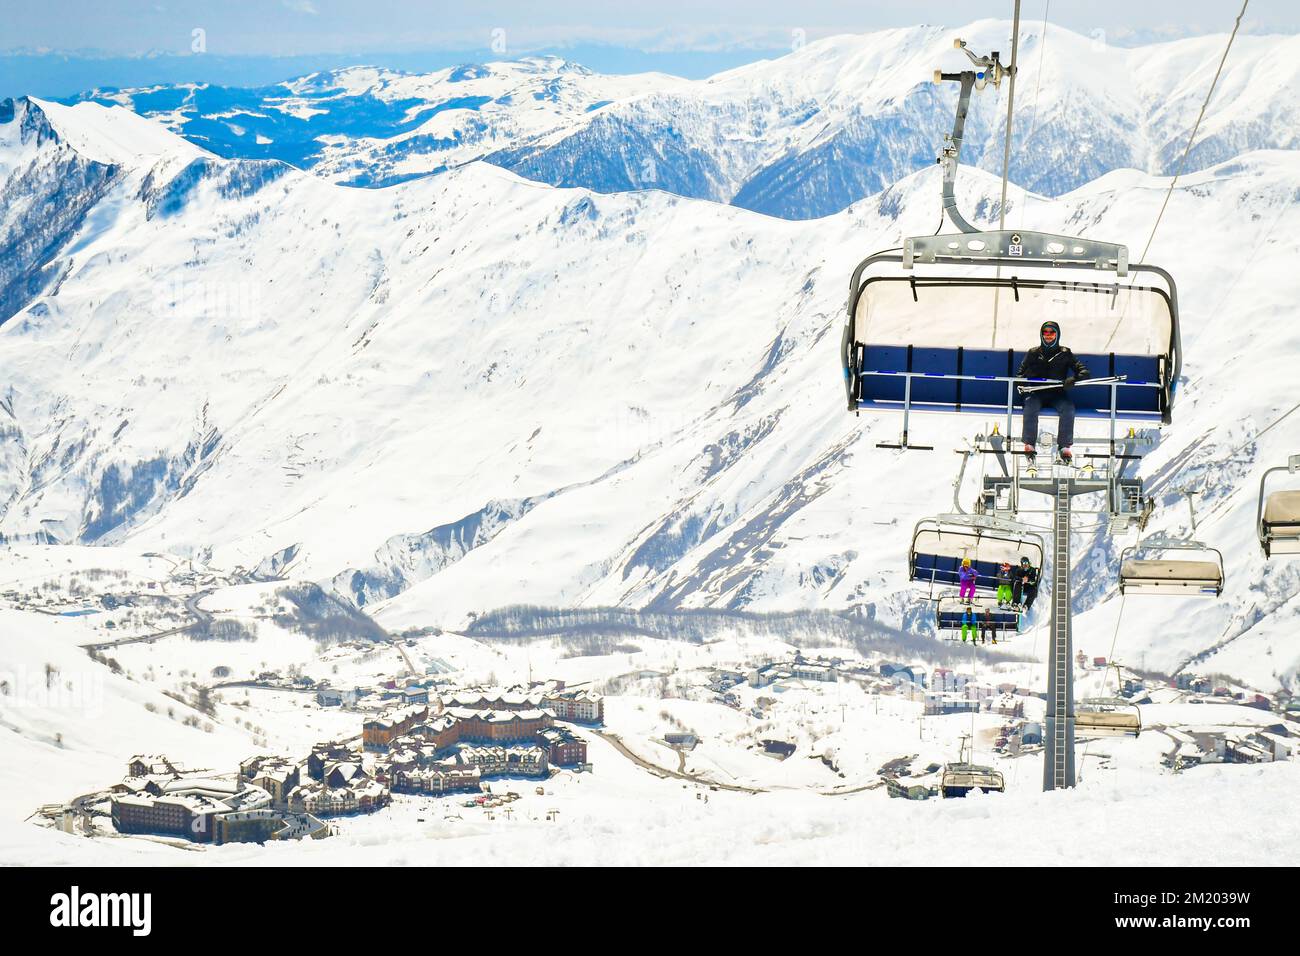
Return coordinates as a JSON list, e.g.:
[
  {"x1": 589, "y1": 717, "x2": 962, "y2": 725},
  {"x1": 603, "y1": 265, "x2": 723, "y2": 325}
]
[
  {"x1": 1118, "y1": 558, "x2": 1224, "y2": 597},
  {"x1": 845, "y1": 276, "x2": 1179, "y2": 426},
  {"x1": 1263, "y1": 490, "x2": 1300, "y2": 526},
  {"x1": 857, "y1": 345, "x2": 1164, "y2": 419},
  {"x1": 1262, "y1": 491, "x2": 1300, "y2": 556}
]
